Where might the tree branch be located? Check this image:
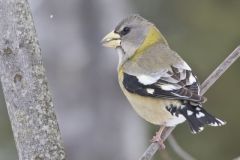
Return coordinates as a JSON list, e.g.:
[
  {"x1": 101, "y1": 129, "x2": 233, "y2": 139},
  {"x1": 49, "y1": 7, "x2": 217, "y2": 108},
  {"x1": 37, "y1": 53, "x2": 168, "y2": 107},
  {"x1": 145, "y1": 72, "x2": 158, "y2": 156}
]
[
  {"x1": 139, "y1": 127, "x2": 175, "y2": 160},
  {"x1": 0, "y1": 0, "x2": 66, "y2": 159},
  {"x1": 200, "y1": 46, "x2": 240, "y2": 95},
  {"x1": 139, "y1": 45, "x2": 240, "y2": 160}
]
